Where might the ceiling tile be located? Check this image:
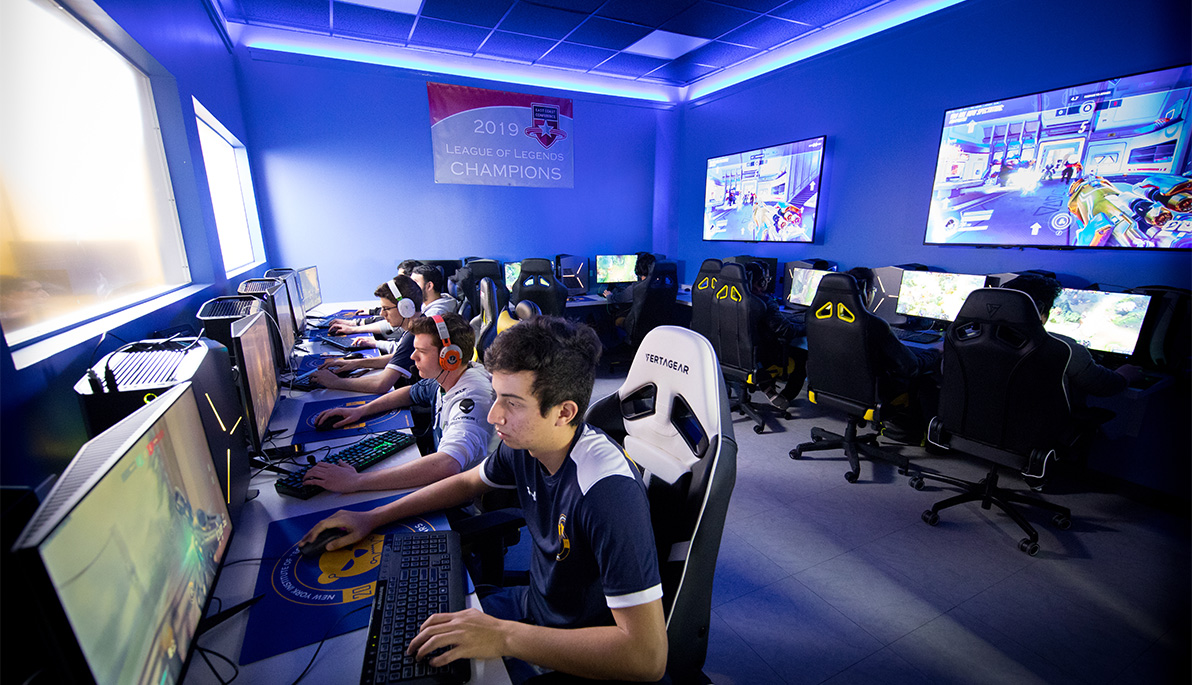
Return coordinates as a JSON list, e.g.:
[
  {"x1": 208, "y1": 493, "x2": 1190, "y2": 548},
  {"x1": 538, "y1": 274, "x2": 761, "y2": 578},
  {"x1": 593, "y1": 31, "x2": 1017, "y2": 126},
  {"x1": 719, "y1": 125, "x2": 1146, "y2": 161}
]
[
  {"x1": 409, "y1": 17, "x2": 492, "y2": 52},
  {"x1": 477, "y1": 31, "x2": 557, "y2": 62},
  {"x1": 772, "y1": 0, "x2": 882, "y2": 27},
  {"x1": 661, "y1": 1, "x2": 757, "y2": 39},
  {"x1": 536, "y1": 42, "x2": 617, "y2": 70},
  {"x1": 685, "y1": 40, "x2": 760, "y2": 67},
  {"x1": 239, "y1": 0, "x2": 331, "y2": 31},
  {"x1": 722, "y1": 15, "x2": 813, "y2": 49},
  {"x1": 714, "y1": 0, "x2": 788, "y2": 10},
  {"x1": 567, "y1": 16, "x2": 652, "y2": 50},
  {"x1": 339, "y1": 0, "x2": 421, "y2": 13},
  {"x1": 596, "y1": 0, "x2": 699, "y2": 29},
  {"x1": 591, "y1": 52, "x2": 669, "y2": 78},
  {"x1": 529, "y1": 0, "x2": 605, "y2": 11},
  {"x1": 333, "y1": 2, "x2": 414, "y2": 41},
  {"x1": 648, "y1": 59, "x2": 718, "y2": 83},
  {"x1": 625, "y1": 30, "x2": 709, "y2": 60},
  {"x1": 420, "y1": 0, "x2": 513, "y2": 28},
  {"x1": 498, "y1": 3, "x2": 587, "y2": 40}
]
